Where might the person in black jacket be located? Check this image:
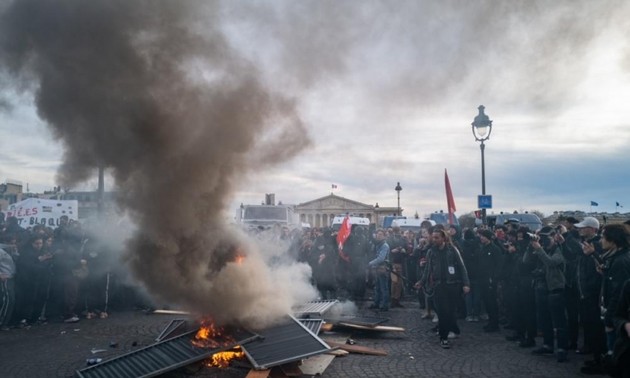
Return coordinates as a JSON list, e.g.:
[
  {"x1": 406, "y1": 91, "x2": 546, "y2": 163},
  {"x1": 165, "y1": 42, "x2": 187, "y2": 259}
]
[
  {"x1": 600, "y1": 225, "x2": 630, "y2": 356},
  {"x1": 14, "y1": 235, "x2": 51, "y2": 325},
  {"x1": 558, "y1": 216, "x2": 582, "y2": 350},
  {"x1": 344, "y1": 226, "x2": 371, "y2": 301},
  {"x1": 417, "y1": 229, "x2": 470, "y2": 349},
  {"x1": 388, "y1": 227, "x2": 407, "y2": 308},
  {"x1": 461, "y1": 229, "x2": 481, "y2": 322},
  {"x1": 612, "y1": 279, "x2": 630, "y2": 377},
  {"x1": 478, "y1": 229, "x2": 503, "y2": 332},
  {"x1": 512, "y1": 227, "x2": 538, "y2": 348},
  {"x1": 313, "y1": 229, "x2": 337, "y2": 300},
  {"x1": 575, "y1": 217, "x2": 606, "y2": 370}
]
